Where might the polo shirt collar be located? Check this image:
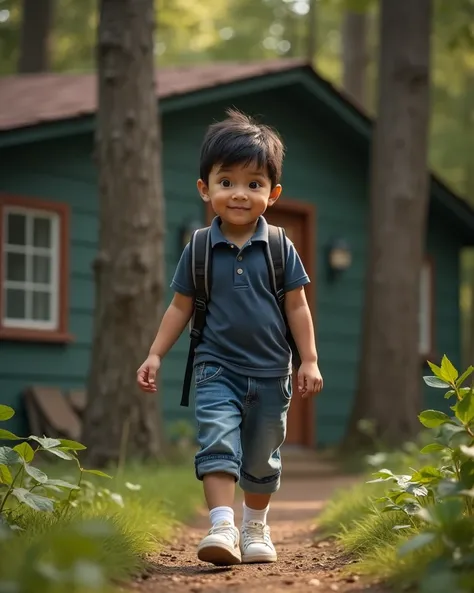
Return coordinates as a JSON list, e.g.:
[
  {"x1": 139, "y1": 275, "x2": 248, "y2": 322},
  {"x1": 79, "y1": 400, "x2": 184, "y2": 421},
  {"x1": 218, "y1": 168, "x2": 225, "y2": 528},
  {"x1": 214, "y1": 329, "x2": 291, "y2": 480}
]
[{"x1": 210, "y1": 216, "x2": 269, "y2": 247}]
